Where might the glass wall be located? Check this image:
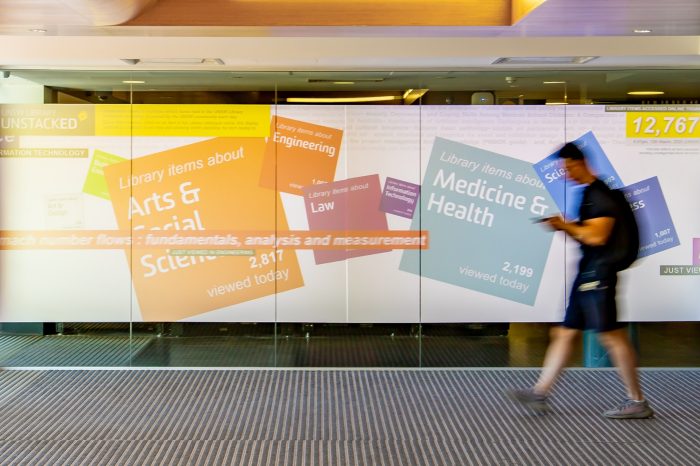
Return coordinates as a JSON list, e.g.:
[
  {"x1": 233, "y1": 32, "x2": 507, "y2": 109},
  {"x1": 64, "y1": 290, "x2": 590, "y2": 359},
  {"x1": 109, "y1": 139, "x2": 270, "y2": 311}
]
[{"x1": 1, "y1": 70, "x2": 698, "y2": 368}]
